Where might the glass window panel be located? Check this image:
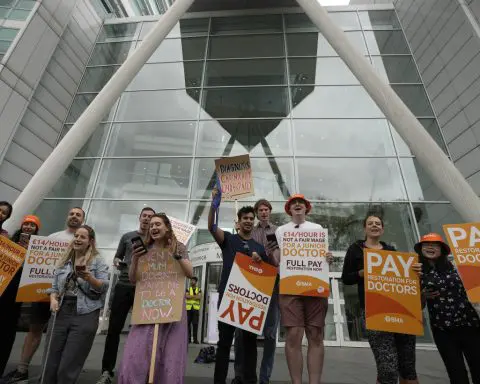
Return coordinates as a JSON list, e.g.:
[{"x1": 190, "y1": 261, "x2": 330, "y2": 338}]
[
  {"x1": 413, "y1": 203, "x2": 462, "y2": 237},
  {"x1": 192, "y1": 158, "x2": 294, "y2": 201},
  {"x1": 0, "y1": 40, "x2": 11, "y2": 53},
  {"x1": 89, "y1": 42, "x2": 136, "y2": 65},
  {"x1": 94, "y1": 158, "x2": 192, "y2": 200},
  {"x1": 66, "y1": 94, "x2": 116, "y2": 123},
  {"x1": 87, "y1": 200, "x2": 187, "y2": 248},
  {"x1": 392, "y1": 85, "x2": 433, "y2": 116},
  {"x1": 116, "y1": 90, "x2": 200, "y2": 121},
  {"x1": 294, "y1": 119, "x2": 395, "y2": 156},
  {"x1": 0, "y1": 7, "x2": 9, "y2": 19},
  {"x1": 401, "y1": 158, "x2": 447, "y2": 201},
  {"x1": 0, "y1": 27, "x2": 18, "y2": 40},
  {"x1": 98, "y1": 23, "x2": 140, "y2": 42},
  {"x1": 7, "y1": 9, "x2": 29, "y2": 20},
  {"x1": 16, "y1": 0, "x2": 36, "y2": 9},
  {"x1": 328, "y1": 11, "x2": 361, "y2": 30},
  {"x1": 285, "y1": 12, "x2": 360, "y2": 32},
  {"x1": 391, "y1": 119, "x2": 447, "y2": 155},
  {"x1": 364, "y1": 31, "x2": 410, "y2": 54},
  {"x1": 297, "y1": 158, "x2": 405, "y2": 201},
  {"x1": 47, "y1": 159, "x2": 99, "y2": 198},
  {"x1": 127, "y1": 62, "x2": 203, "y2": 90},
  {"x1": 210, "y1": 14, "x2": 282, "y2": 35},
  {"x1": 0, "y1": 1, "x2": 15, "y2": 6},
  {"x1": 106, "y1": 121, "x2": 196, "y2": 157},
  {"x1": 140, "y1": 19, "x2": 209, "y2": 39},
  {"x1": 78, "y1": 66, "x2": 119, "y2": 92},
  {"x1": 209, "y1": 35, "x2": 284, "y2": 59},
  {"x1": 196, "y1": 119, "x2": 292, "y2": 157},
  {"x1": 201, "y1": 87, "x2": 288, "y2": 119},
  {"x1": 34, "y1": 199, "x2": 86, "y2": 236},
  {"x1": 147, "y1": 37, "x2": 206, "y2": 62},
  {"x1": 61, "y1": 123, "x2": 110, "y2": 158},
  {"x1": 289, "y1": 57, "x2": 359, "y2": 85},
  {"x1": 291, "y1": 86, "x2": 383, "y2": 118},
  {"x1": 371, "y1": 56, "x2": 421, "y2": 83},
  {"x1": 359, "y1": 10, "x2": 401, "y2": 30},
  {"x1": 205, "y1": 59, "x2": 286, "y2": 86},
  {"x1": 287, "y1": 32, "x2": 367, "y2": 57}
]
